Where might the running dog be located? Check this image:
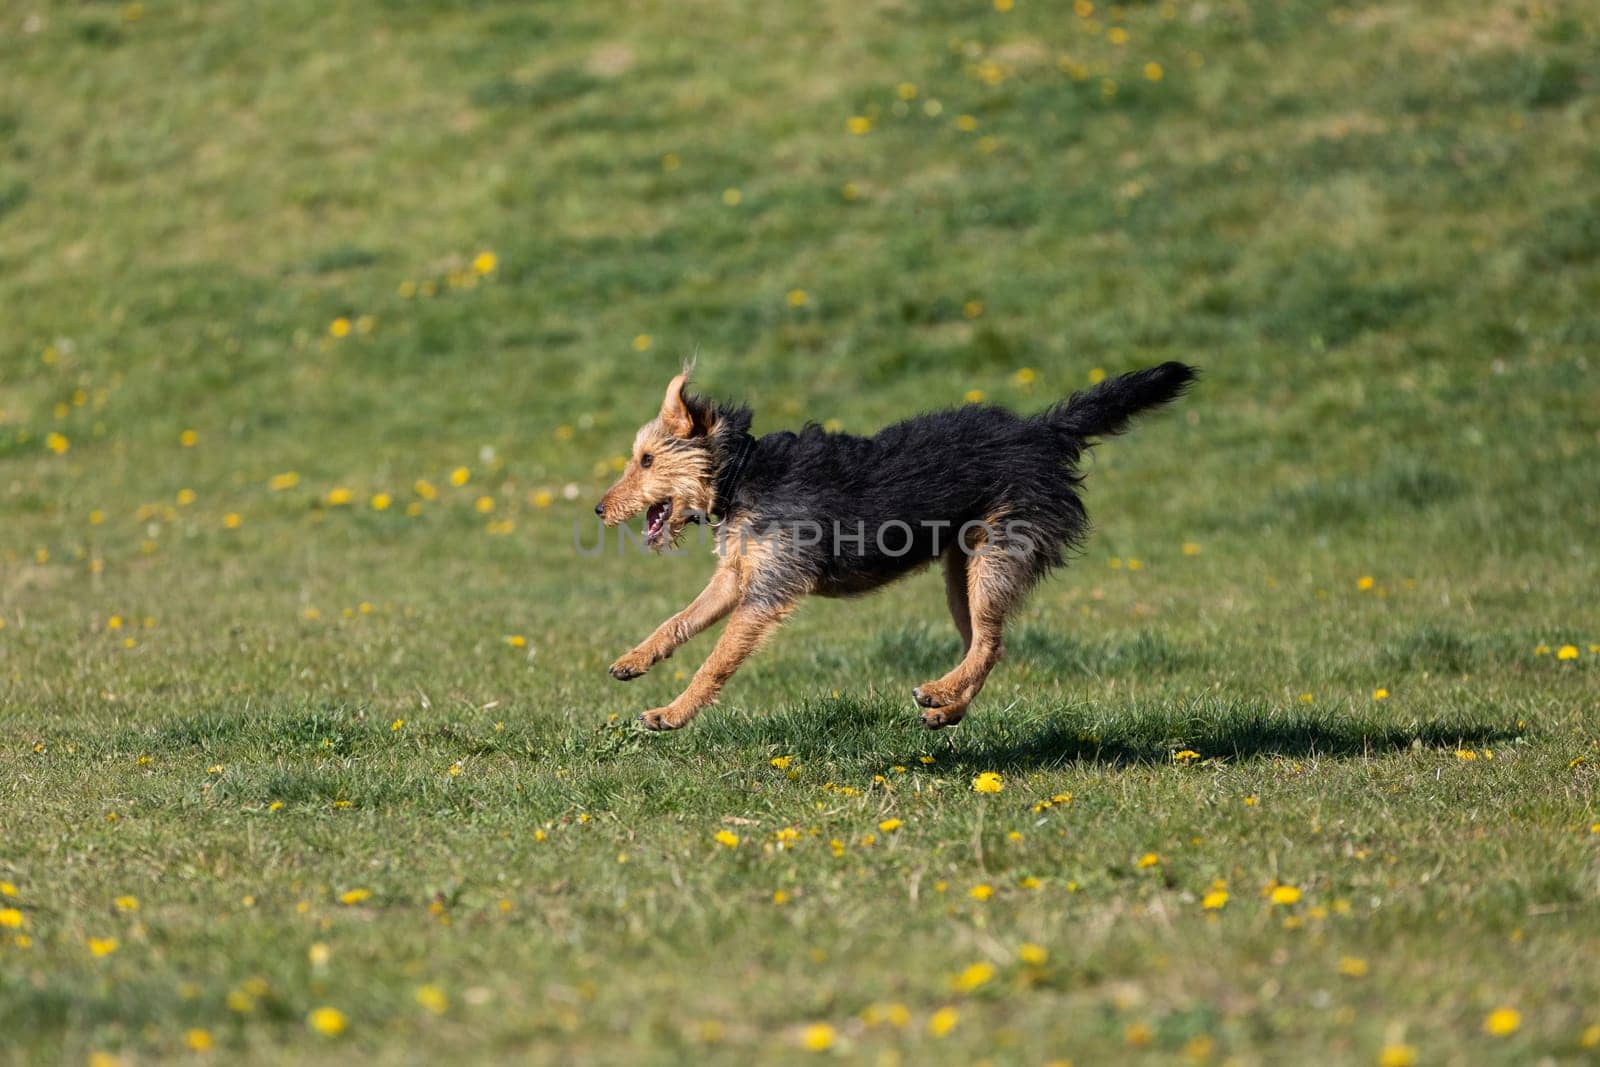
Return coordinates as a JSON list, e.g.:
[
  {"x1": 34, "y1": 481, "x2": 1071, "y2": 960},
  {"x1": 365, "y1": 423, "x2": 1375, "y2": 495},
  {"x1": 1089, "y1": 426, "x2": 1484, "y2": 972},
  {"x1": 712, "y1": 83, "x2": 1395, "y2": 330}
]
[{"x1": 595, "y1": 362, "x2": 1197, "y2": 730}]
